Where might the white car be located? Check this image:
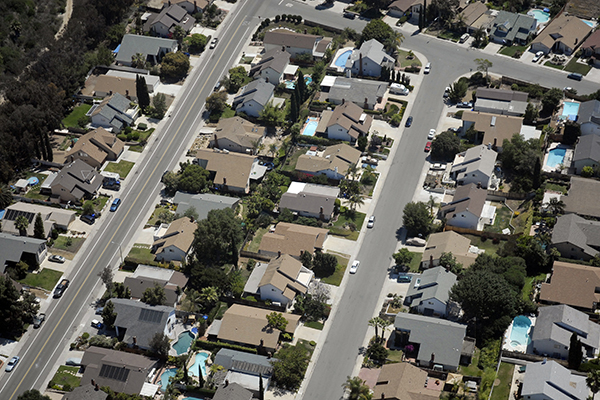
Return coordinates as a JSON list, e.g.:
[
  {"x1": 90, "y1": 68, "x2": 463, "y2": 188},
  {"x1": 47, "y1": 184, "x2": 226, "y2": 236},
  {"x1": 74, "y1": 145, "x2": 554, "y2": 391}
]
[
  {"x1": 532, "y1": 51, "x2": 544, "y2": 62},
  {"x1": 49, "y1": 255, "x2": 65, "y2": 263},
  {"x1": 459, "y1": 33, "x2": 470, "y2": 43},
  {"x1": 424, "y1": 62, "x2": 431, "y2": 74},
  {"x1": 5, "y1": 356, "x2": 19, "y2": 372},
  {"x1": 367, "y1": 216, "x2": 375, "y2": 228},
  {"x1": 349, "y1": 260, "x2": 360, "y2": 274},
  {"x1": 210, "y1": 37, "x2": 218, "y2": 49},
  {"x1": 430, "y1": 163, "x2": 446, "y2": 170},
  {"x1": 428, "y1": 129, "x2": 436, "y2": 140}
]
